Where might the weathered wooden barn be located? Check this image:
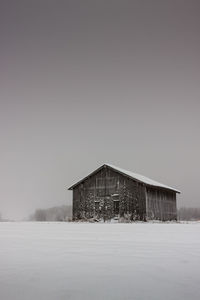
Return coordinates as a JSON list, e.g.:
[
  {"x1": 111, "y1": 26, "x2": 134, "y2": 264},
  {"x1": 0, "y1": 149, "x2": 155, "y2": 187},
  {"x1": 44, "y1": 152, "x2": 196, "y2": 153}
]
[{"x1": 68, "y1": 164, "x2": 180, "y2": 222}]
